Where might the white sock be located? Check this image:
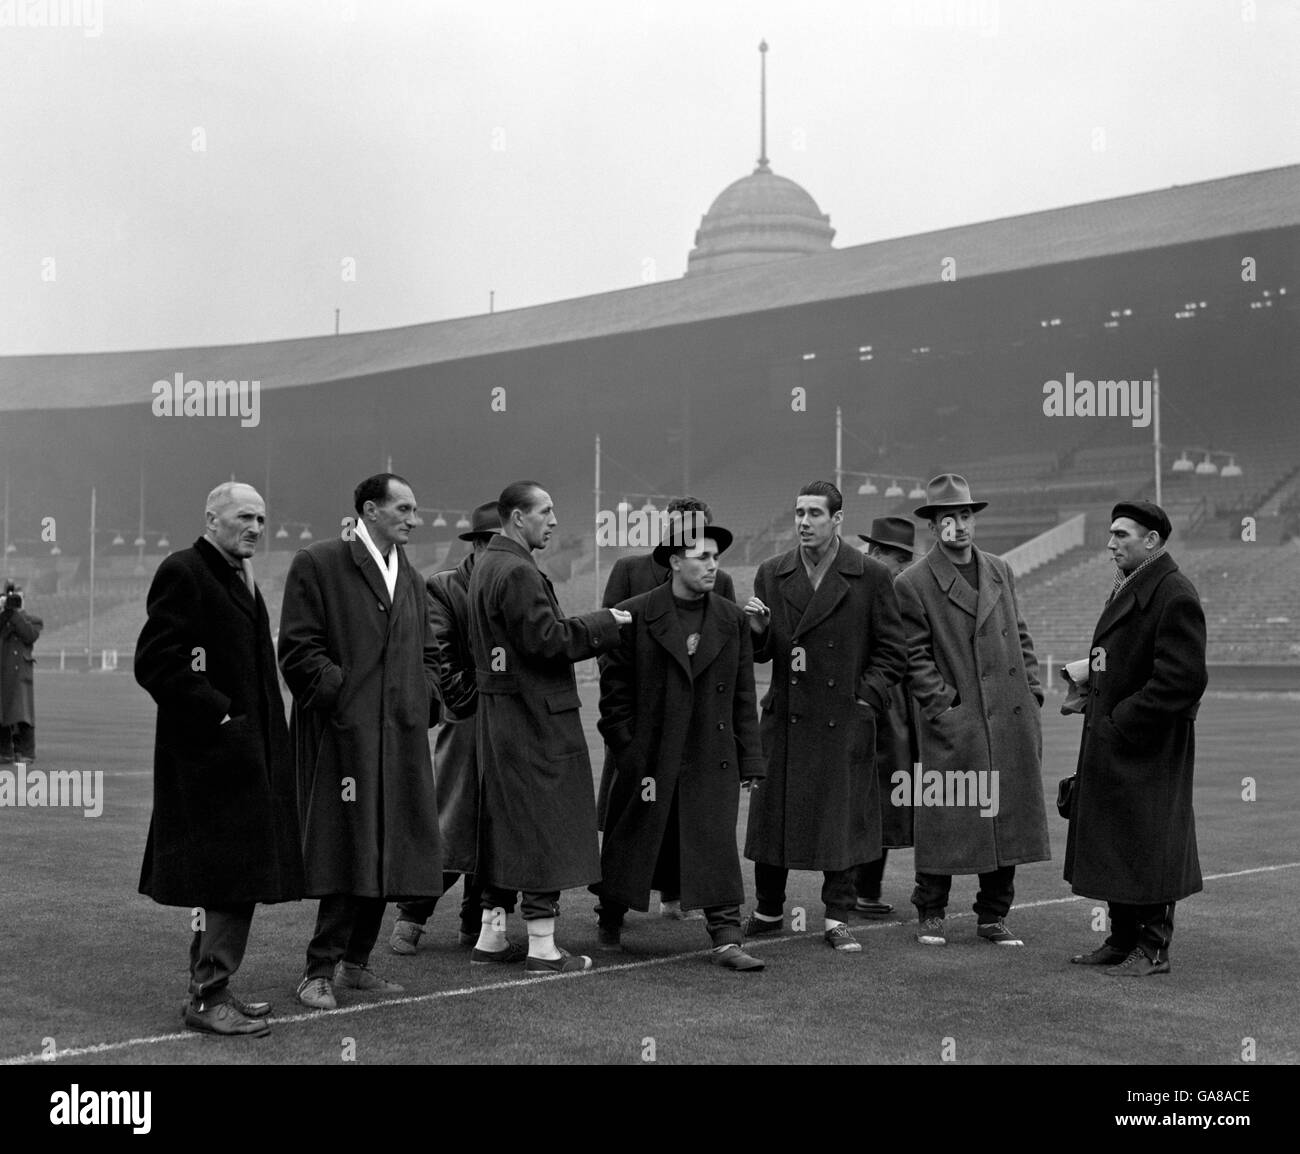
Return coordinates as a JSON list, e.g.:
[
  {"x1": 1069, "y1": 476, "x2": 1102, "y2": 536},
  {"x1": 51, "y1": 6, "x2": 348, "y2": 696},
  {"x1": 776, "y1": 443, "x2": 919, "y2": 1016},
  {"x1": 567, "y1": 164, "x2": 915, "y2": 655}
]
[
  {"x1": 527, "y1": 917, "x2": 561, "y2": 960},
  {"x1": 825, "y1": 917, "x2": 846, "y2": 932},
  {"x1": 475, "y1": 909, "x2": 507, "y2": 953},
  {"x1": 753, "y1": 911, "x2": 782, "y2": 923},
  {"x1": 660, "y1": 897, "x2": 681, "y2": 913}
]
